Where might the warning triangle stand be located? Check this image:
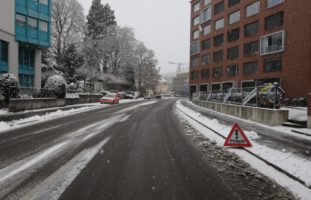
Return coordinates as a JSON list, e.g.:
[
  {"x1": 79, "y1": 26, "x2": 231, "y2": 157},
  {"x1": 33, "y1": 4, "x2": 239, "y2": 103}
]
[{"x1": 224, "y1": 123, "x2": 252, "y2": 147}]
